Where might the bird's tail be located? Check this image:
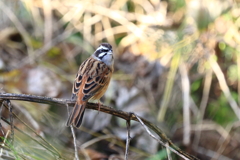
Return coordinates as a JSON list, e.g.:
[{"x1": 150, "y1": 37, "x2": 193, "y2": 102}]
[{"x1": 67, "y1": 101, "x2": 86, "y2": 128}]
